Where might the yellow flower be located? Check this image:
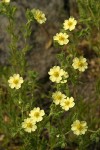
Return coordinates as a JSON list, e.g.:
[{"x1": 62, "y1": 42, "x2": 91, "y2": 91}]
[
  {"x1": 48, "y1": 66, "x2": 69, "y2": 83},
  {"x1": 60, "y1": 71, "x2": 69, "y2": 83},
  {"x1": 8, "y1": 74, "x2": 24, "y2": 89},
  {"x1": 60, "y1": 97, "x2": 75, "y2": 111},
  {"x1": 52, "y1": 91, "x2": 66, "y2": 105},
  {"x1": 22, "y1": 118, "x2": 37, "y2": 133},
  {"x1": 2, "y1": 0, "x2": 10, "y2": 3},
  {"x1": 32, "y1": 9, "x2": 46, "y2": 24},
  {"x1": 53, "y1": 32, "x2": 69, "y2": 45},
  {"x1": 63, "y1": 17, "x2": 77, "y2": 31},
  {"x1": 71, "y1": 120, "x2": 88, "y2": 135},
  {"x1": 29, "y1": 107, "x2": 45, "y2": 122},
  {"x1": 72, "y1": 56, "x2": 88, "y2": 72}
]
